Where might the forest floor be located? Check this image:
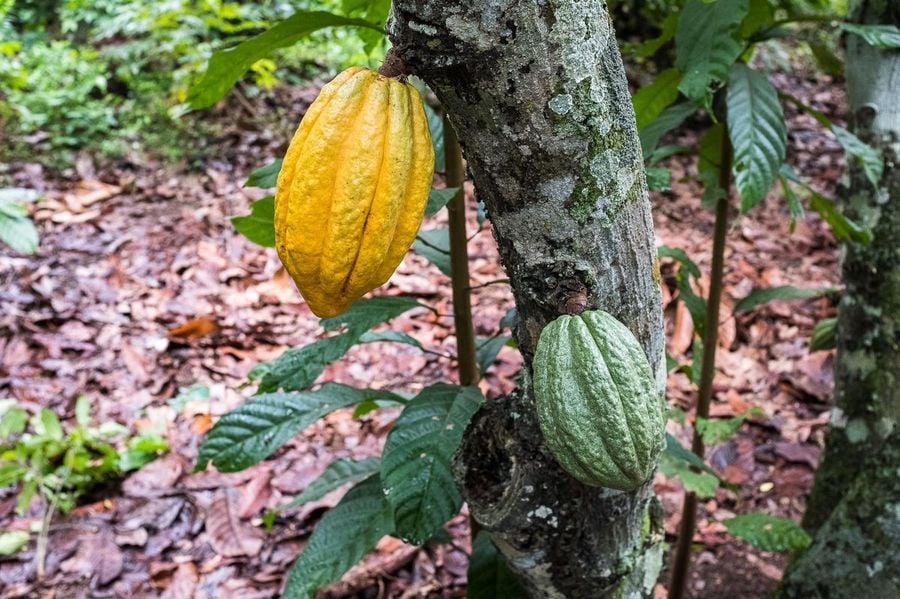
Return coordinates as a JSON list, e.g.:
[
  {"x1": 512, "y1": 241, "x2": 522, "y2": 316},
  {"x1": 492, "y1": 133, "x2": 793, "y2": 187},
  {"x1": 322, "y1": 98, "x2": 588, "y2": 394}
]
[{"x1": 0, "y1": 68, "x2": 845, "y2": 598}]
